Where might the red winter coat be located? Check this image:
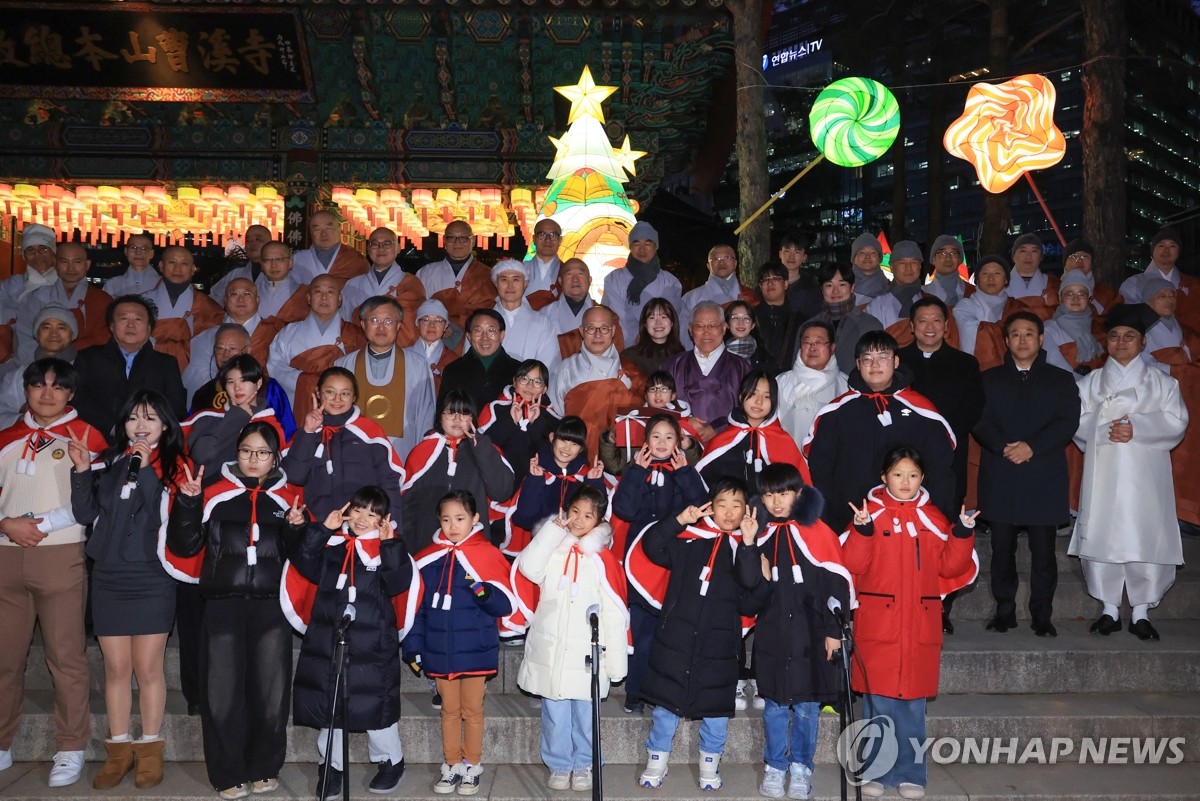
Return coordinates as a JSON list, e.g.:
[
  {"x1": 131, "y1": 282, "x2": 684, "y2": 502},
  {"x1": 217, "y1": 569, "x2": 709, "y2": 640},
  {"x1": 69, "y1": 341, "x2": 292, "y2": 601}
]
[{"x1": 840, "y1": 485, "x2": 976, "y2": 701}]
